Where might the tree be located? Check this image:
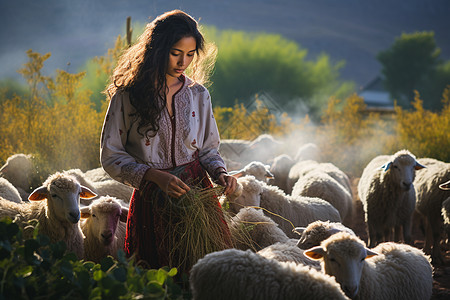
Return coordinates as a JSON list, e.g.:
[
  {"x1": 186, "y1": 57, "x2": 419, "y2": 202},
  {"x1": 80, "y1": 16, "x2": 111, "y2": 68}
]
[{"x1": 377, "y1": 31, "x2": 441, "y2": 107}]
